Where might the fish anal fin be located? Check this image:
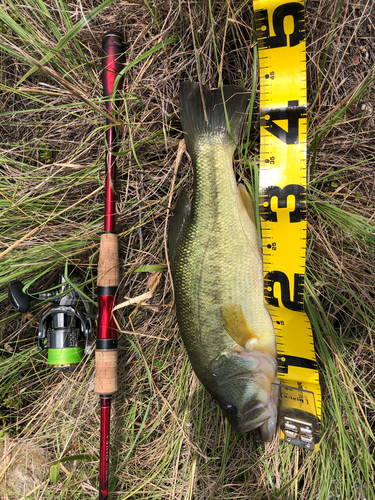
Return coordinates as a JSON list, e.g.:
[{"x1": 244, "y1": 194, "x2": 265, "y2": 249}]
[{"x1": 221, "y1": 304, "x2": 259, "y2": 350}]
